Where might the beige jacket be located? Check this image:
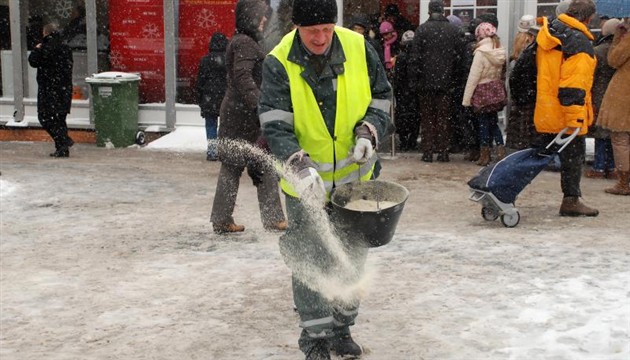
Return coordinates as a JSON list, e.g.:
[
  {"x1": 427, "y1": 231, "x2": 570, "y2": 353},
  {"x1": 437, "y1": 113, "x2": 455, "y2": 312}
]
[
  {"x1": 462, "y1": 37, "x2": 507, "y2": 106},
  {"x1": 598, "y1": 30, "x2": 630, "y2": 132}
]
